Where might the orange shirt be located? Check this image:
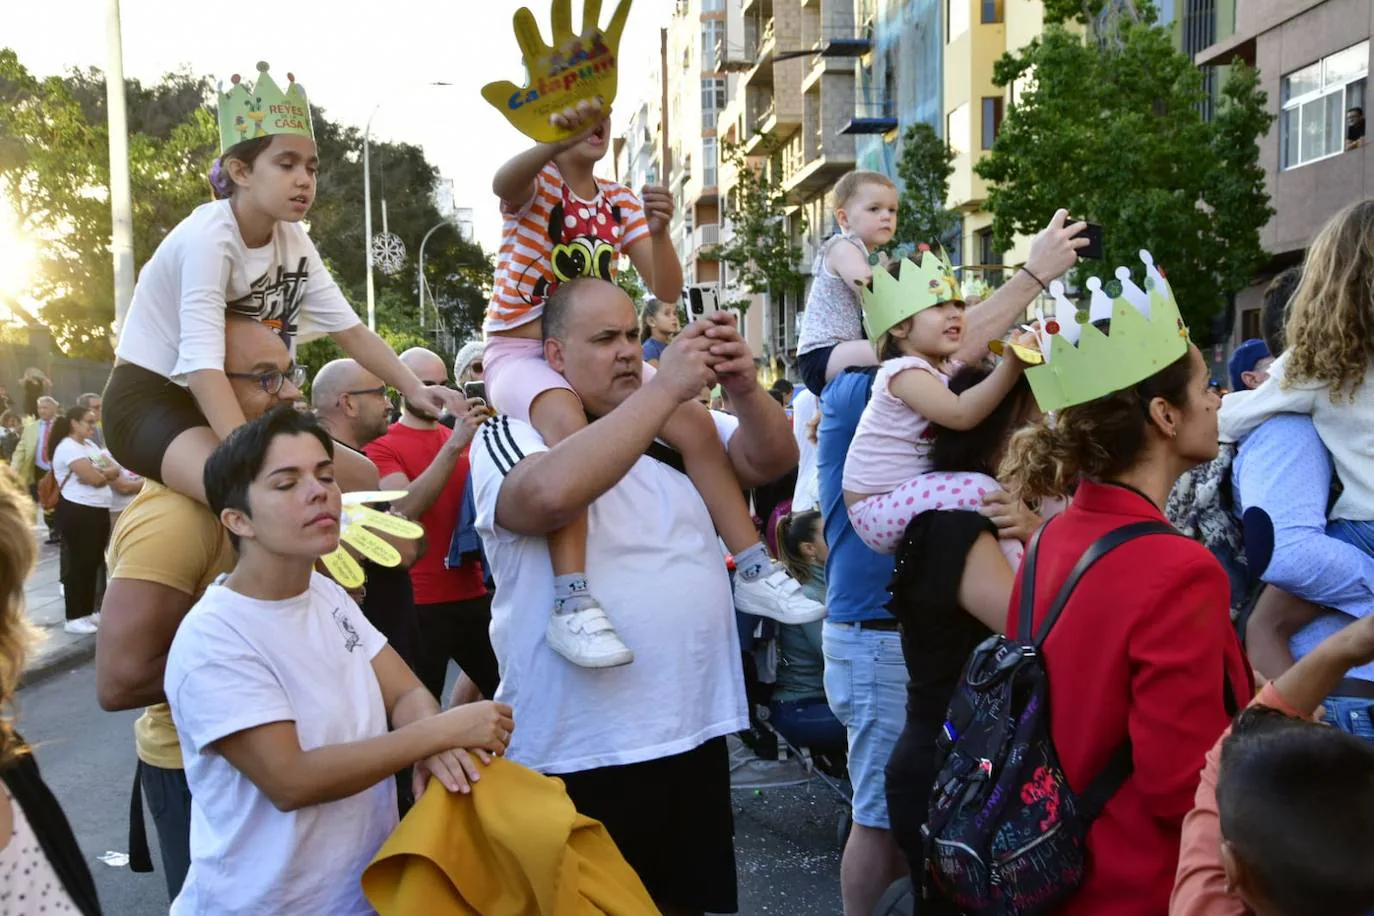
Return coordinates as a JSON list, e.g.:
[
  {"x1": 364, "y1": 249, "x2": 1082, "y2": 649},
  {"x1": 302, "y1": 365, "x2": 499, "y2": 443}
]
[
  {"x1": 486, "y1": 162, "x2": 649, "y2": 332},
  {"x1": 1169, "y1": 682, "x2": 1302, "y2": 916}
]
